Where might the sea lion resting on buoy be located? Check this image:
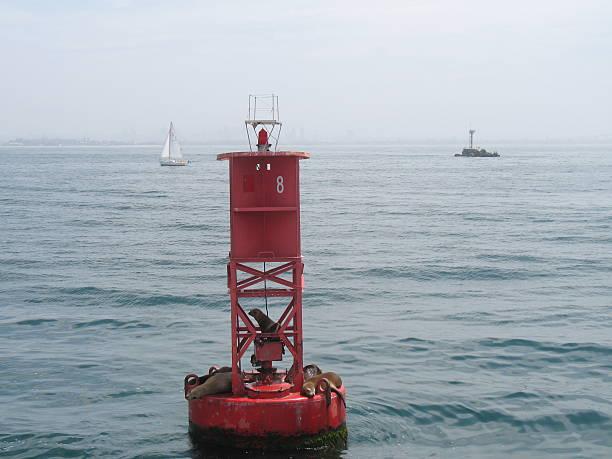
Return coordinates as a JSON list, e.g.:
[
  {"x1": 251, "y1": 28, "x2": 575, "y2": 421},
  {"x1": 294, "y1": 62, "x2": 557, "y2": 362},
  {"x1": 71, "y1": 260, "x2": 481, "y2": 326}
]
[
  {"x1": 303, "y1": 364, "x2": 322, "y2": 381},
  {"x1": 301, "y1": 371, "x2": 345, "y2": 407},
  {"x1": 285, "y1": 363, "x2": 322, "y2": 383},
  {"x1": 198, "y1": 365, "x2": 231, "y2": 385},
  {"x1": 187, "y1": 372, "x2": 232, "y2": 400},
  {"x1": 248, "y1": 308, "x2": 279, "y2": 333}
]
